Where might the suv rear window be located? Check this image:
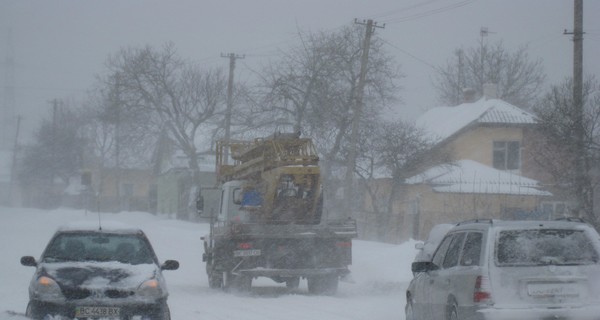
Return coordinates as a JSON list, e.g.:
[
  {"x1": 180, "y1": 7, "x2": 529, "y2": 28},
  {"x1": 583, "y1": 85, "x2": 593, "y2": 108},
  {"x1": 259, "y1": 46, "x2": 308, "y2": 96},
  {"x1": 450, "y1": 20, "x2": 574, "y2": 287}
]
[{"x1": 496, "y1": 229, "x2": 599, "y2": 266}]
